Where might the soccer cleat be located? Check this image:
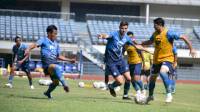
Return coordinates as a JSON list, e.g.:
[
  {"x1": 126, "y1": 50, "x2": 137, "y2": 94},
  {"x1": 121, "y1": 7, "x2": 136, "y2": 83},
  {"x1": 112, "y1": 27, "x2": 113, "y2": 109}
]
[
  {"x1": 145, "y1": 96, "x2": 154, "y2": 104},
  {"x1": 5, "y1": 83, "x2": 13, "y2": 88},
  {"x1": 44, "y1": 92, "x2": 52, "y2": 99},
  {"x1": 30, "y1": 85, "x2": 35, "y2": 89},
  {"x1": 64, "y1": 86, "x2": 69, "y2": 92},
  {"x1": 165, "y1": 94, "x2": 173, "y2": 103},
  {"x1": 122, "y1": 96, "x2": 132, "y2": 100},
  {"x1": 108, "y1": 84, "x2": 116, "y2": 97}
]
